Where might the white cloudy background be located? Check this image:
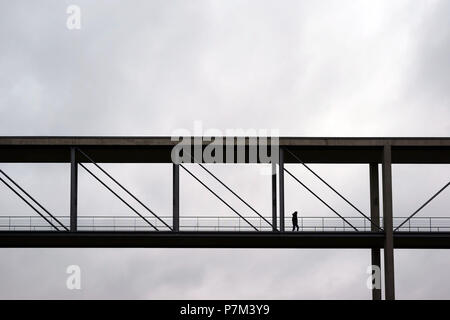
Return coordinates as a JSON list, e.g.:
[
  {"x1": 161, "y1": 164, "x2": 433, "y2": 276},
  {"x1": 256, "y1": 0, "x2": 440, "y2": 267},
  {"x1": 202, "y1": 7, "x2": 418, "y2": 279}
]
[{"x1": 0, "y1": 0, "x2": 449, "y2": 299}]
